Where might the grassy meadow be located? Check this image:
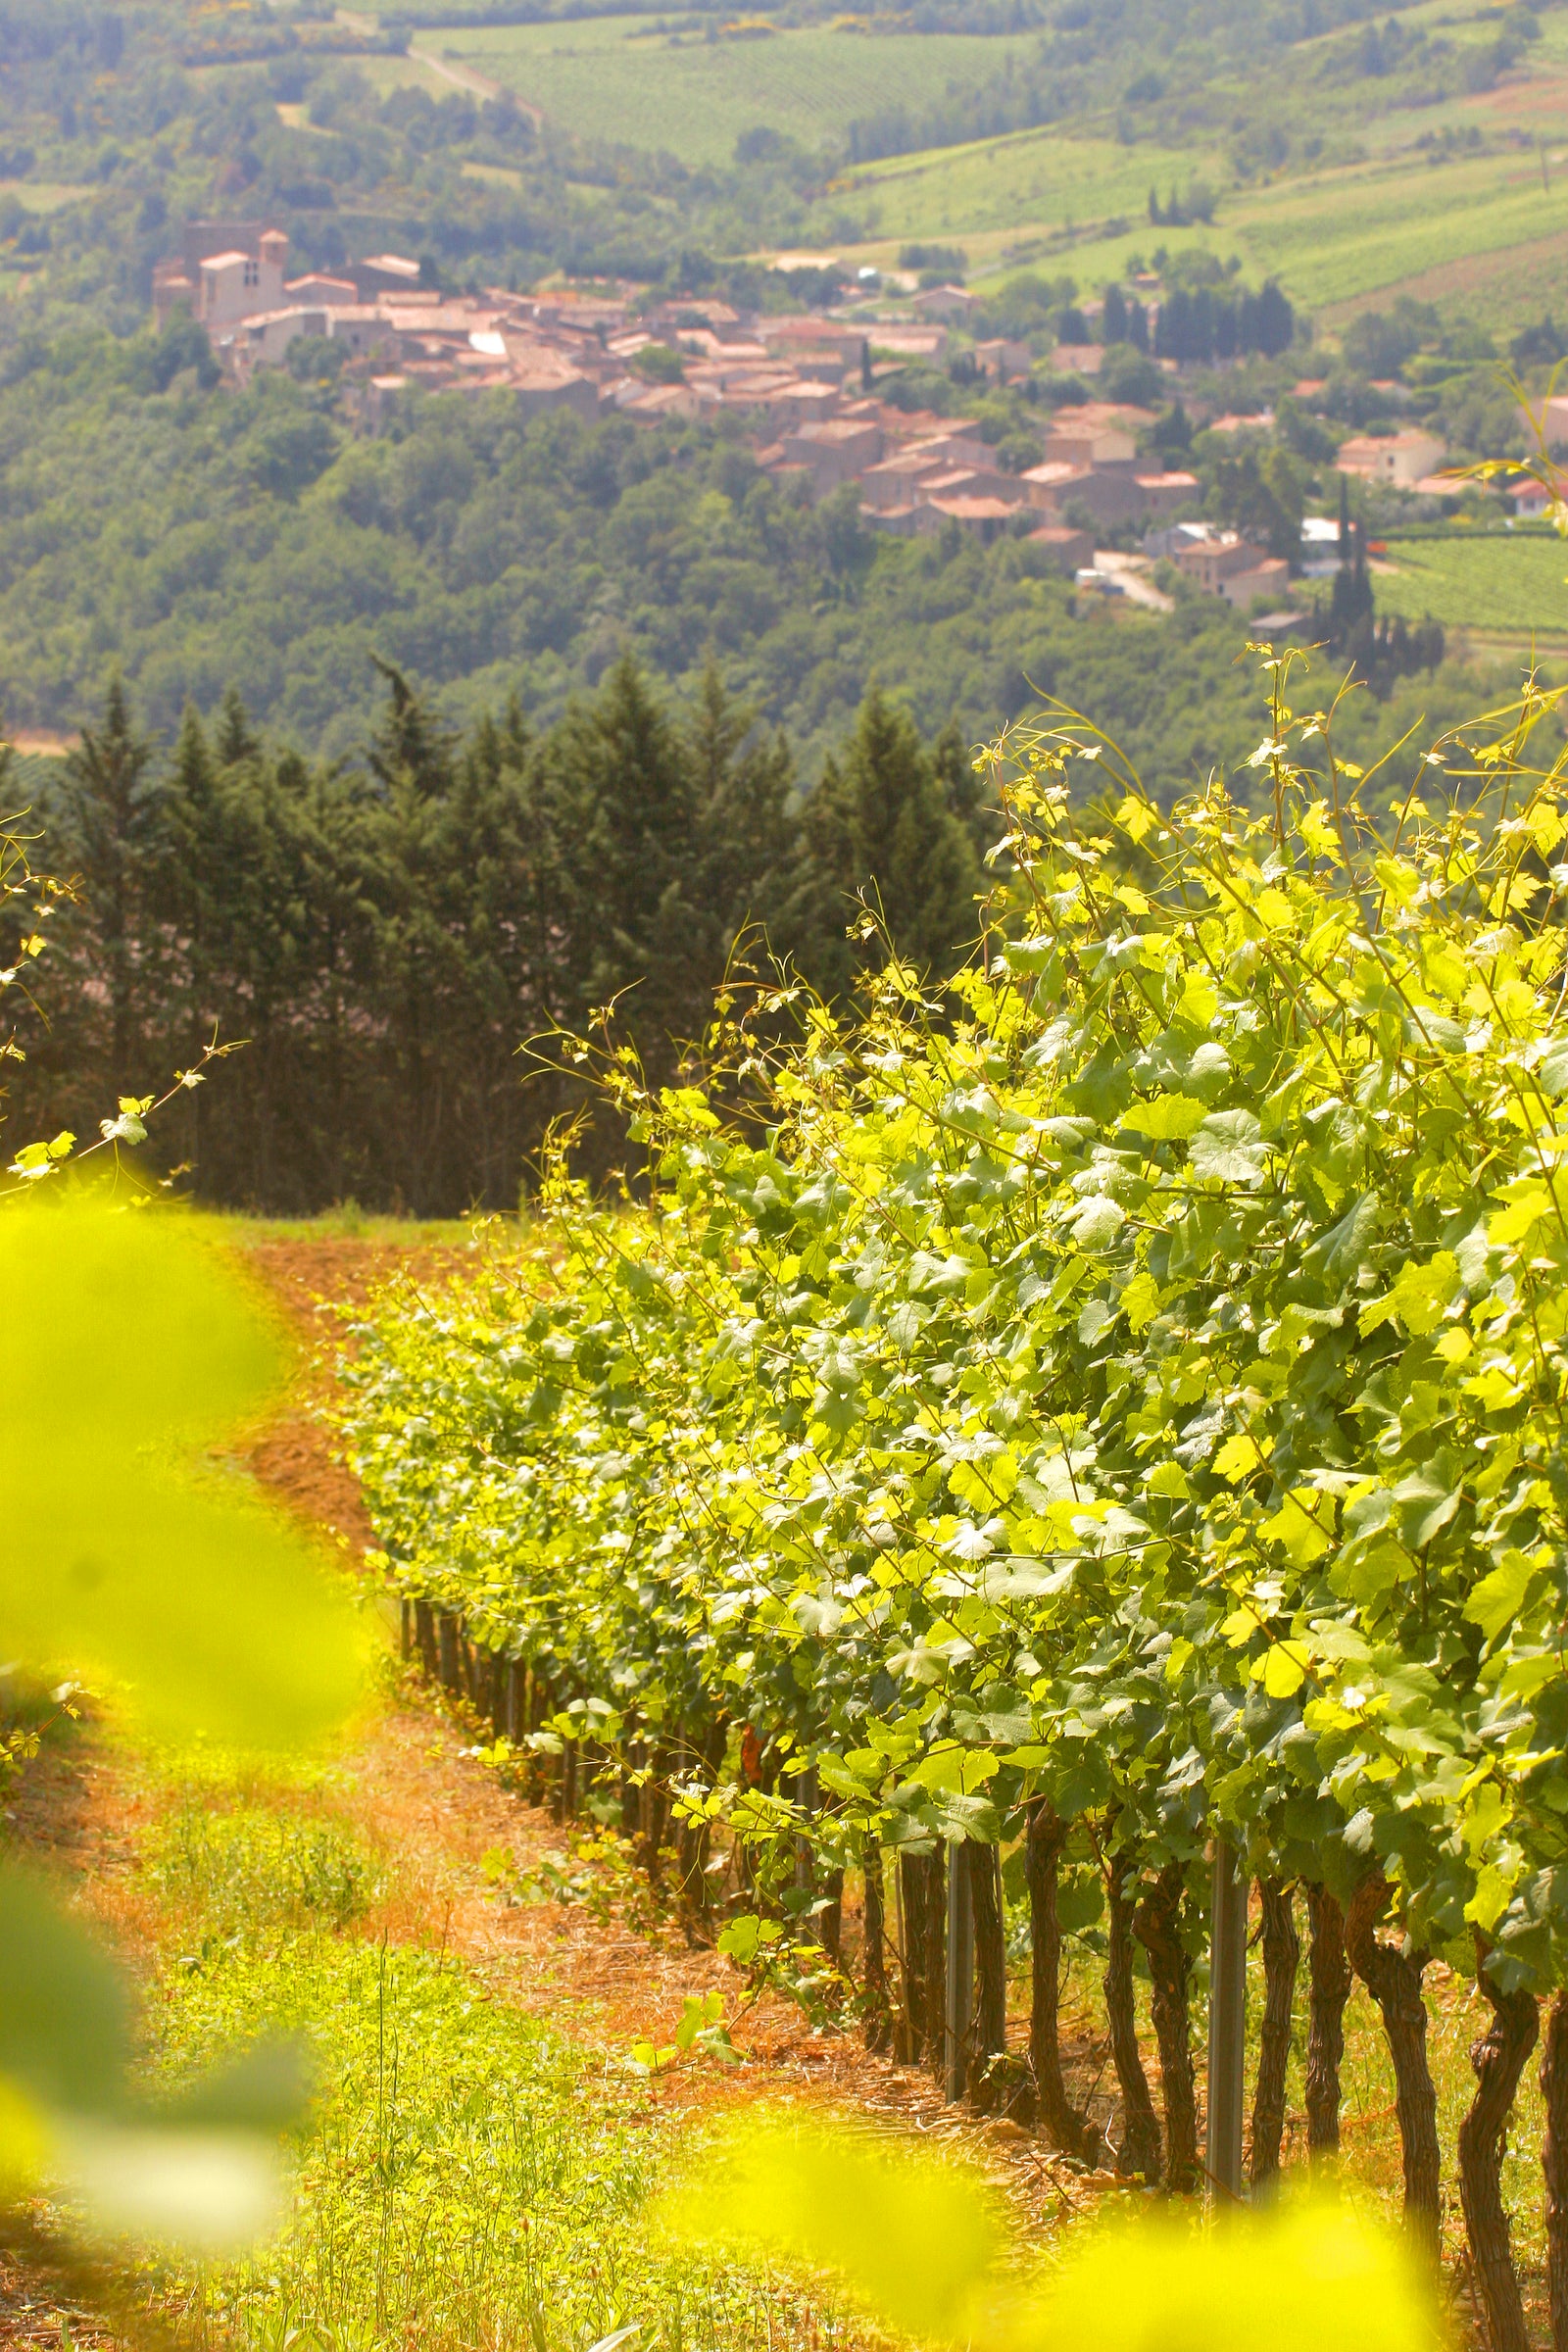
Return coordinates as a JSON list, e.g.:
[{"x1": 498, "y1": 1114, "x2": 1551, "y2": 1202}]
[
  {"x1": 65, "y1": 1691, "x2": 1557, "y2": 2336},
  {"x1": 827, "y1": 128, "x2": 1227, "y2": 251},
  {"x1": 0, "y1": 179, "x2": 93, "y2": 213},
  {"x1": 114, "y1": 1758, "x2": 804, "y2": 2352}
]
